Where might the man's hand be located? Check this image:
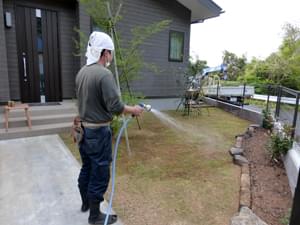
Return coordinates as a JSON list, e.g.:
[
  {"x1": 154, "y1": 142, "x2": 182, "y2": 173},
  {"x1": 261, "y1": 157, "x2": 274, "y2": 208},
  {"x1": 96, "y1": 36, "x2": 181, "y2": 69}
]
[
  {"x1": 132, "y1": 105, "x2": 144, "y2": 116},
  {"x1": 123, "y1": 105, "x2": 144, "y2": 116}
]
